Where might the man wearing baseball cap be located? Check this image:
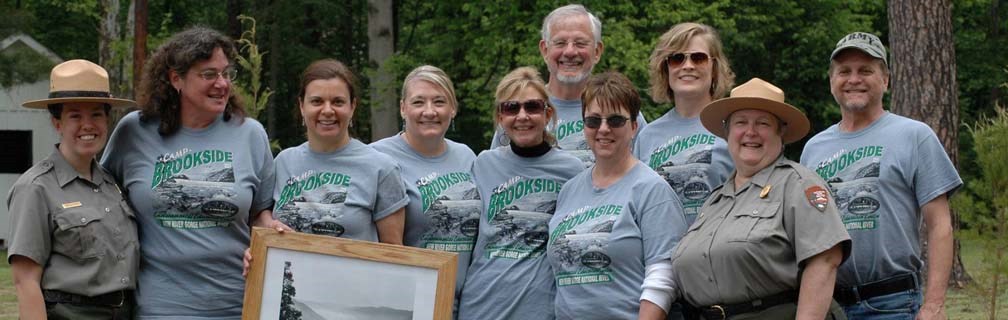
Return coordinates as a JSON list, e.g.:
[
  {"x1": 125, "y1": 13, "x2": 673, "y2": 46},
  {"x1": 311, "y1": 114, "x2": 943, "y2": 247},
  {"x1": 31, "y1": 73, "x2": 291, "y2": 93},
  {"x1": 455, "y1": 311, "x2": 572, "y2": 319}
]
[
  {"x1": 7, "y1": 59, "x2": 138, "y2": 319},
  {"x1": 800, "y1": 32, "x2": 962, "y2": 319}
]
